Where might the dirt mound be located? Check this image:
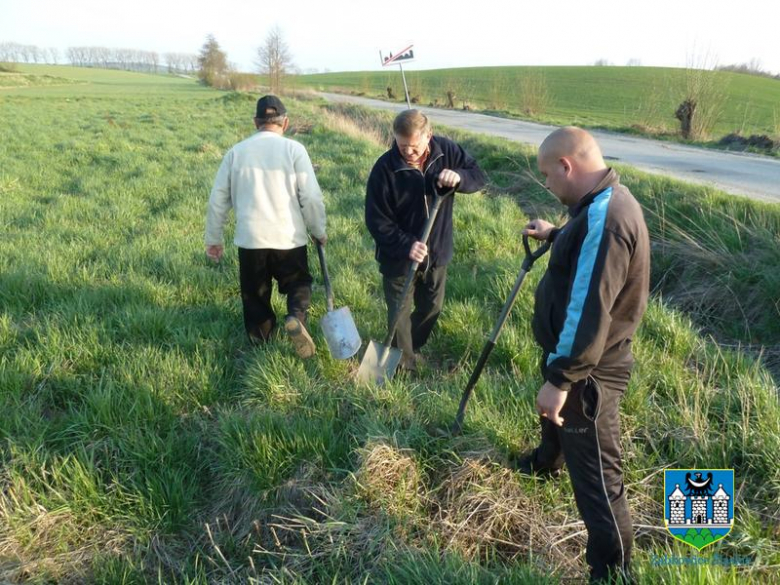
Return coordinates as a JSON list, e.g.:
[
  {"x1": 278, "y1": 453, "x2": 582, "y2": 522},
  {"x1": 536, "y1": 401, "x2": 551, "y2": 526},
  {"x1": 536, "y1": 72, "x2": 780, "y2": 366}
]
[{"x1": 719, "y1": 133, "x2": 776, "y2": 152}]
